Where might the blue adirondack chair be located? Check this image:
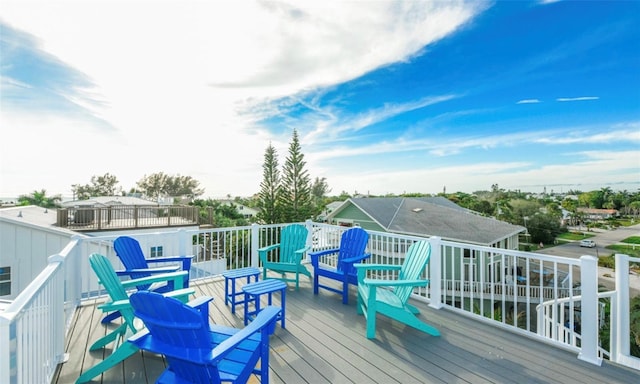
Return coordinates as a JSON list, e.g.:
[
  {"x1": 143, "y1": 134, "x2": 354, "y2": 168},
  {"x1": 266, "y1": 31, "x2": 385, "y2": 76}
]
[
  {"x1": 258, "y1": 224, "x2": 311, "y2": 290},
  {"x1": 128, "y1": 291, "x2": 281, "y2": 384},
  {"x1": 310, "y1": 227, "x2": 371, "y2": 304},
  {"x1": 101, "y1": 236, "x2": 194, "y2": 324},
  {"x1": 355, "y1": 241, "x2": 440, "y2": 339},
  {"x1": 76, "y1": 253, "x2": 205, "y2": 384}
]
